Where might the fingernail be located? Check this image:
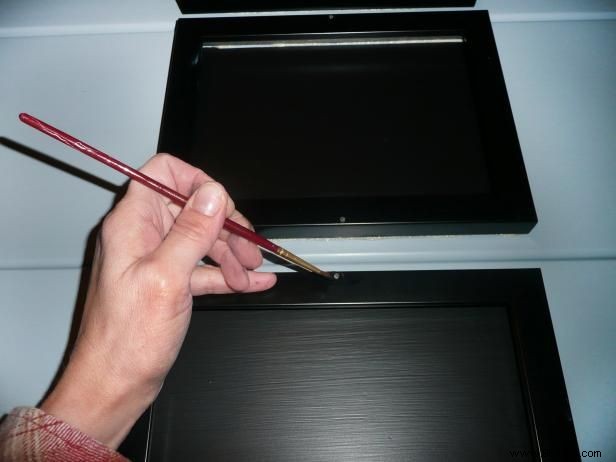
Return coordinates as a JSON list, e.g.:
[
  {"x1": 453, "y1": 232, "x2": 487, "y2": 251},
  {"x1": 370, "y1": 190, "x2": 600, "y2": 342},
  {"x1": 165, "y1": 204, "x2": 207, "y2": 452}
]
[{"x1": 193, "y1": 182, "x2": 224, "y2": 217}]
